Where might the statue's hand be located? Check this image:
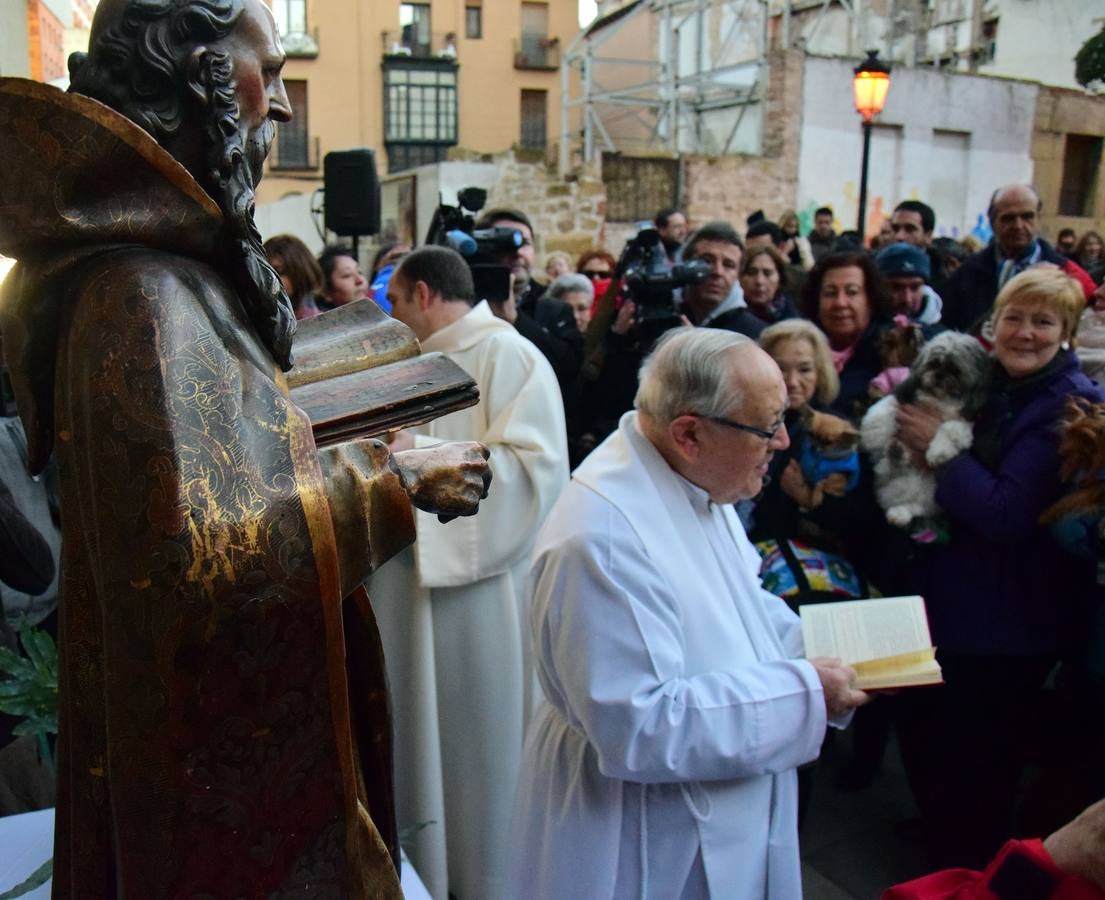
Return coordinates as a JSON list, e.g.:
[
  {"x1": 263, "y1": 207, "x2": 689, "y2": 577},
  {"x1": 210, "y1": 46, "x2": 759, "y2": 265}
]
[{"x1": 392, "y1": 443, "x2": 492, "y2": 522}]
